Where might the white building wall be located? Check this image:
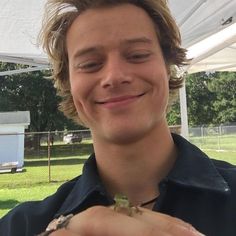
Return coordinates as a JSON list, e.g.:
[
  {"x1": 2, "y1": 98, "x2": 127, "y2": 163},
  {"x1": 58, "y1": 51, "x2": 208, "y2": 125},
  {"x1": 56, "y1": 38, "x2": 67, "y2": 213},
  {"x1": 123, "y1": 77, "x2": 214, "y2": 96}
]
[{"x1": 0, "y1": 124, "x2": 26, "y2": 168}]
